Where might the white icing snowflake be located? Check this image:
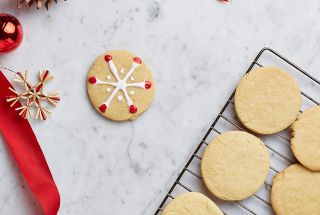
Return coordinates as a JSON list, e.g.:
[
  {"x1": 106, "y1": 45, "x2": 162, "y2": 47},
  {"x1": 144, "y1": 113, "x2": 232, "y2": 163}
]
[{"x1": 88, "y1": 54, "x2": 152, "y2": 114}]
